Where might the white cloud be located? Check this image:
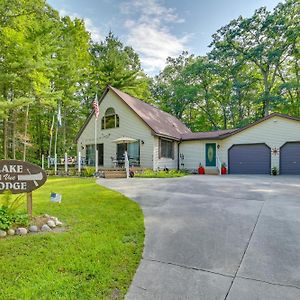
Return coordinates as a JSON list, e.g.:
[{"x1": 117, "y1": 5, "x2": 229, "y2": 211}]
[
  {"x1": 121, "y1": 0, "x2": 190, "y2": 75},
  {"x1": 59, "y1": 9, "x2": 103, "y2": 43}
]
